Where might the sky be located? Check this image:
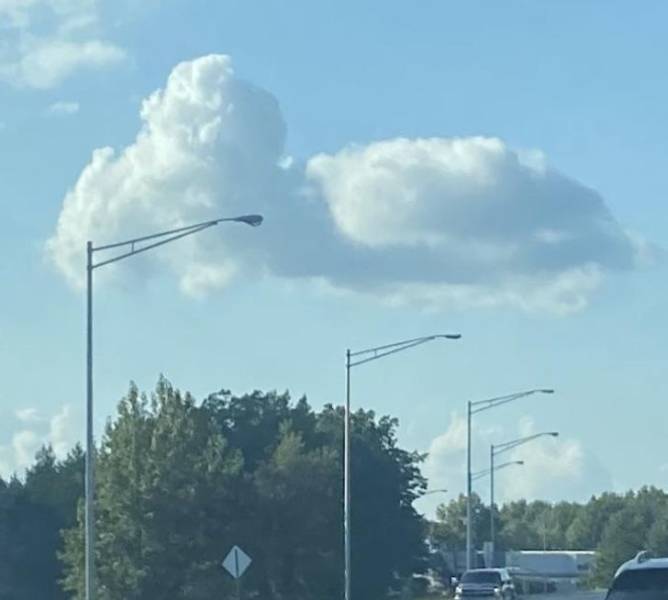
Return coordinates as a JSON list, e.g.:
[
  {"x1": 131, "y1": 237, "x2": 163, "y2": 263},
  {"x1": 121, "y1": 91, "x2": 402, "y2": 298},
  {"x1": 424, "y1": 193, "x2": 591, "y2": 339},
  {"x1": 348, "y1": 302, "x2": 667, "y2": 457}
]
[{"x1": 1, "y1": 0, "x2": 668, "y2": 517}]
